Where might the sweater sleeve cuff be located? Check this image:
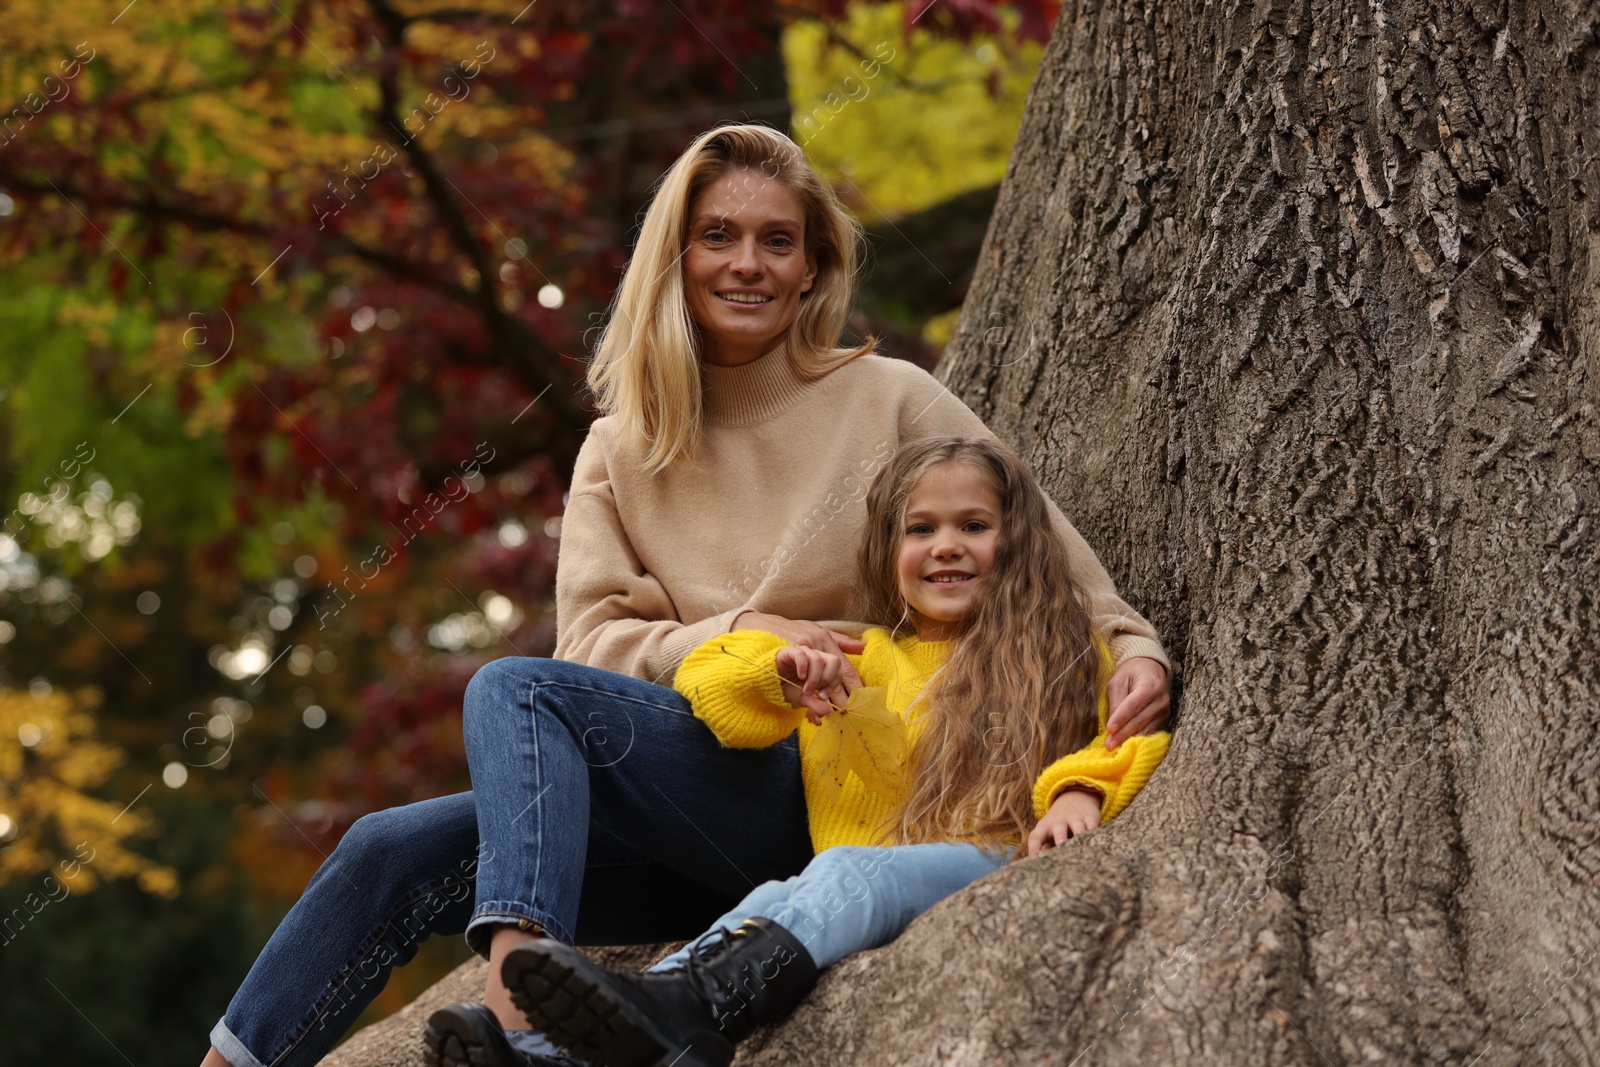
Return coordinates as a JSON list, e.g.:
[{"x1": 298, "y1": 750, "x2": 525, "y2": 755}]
[
  {"x1": 713, "y1": 629, "x2": 793, "y2": 708},
  {"x1": 1032, "y1": 731, "x2": 1171, "y2": 822},
  {"x1": 1037, "y1": 776, "x2": 1108, "y2": 813},
  {"x1": 657, "y1": 609, "x2": 746, "y2": 681},
  {"x1": 1106, "y1": 634, "x2": 1172, "y2": 675},
  {"x1": 676, "y1": 629, "x2": 803, "y2": 750},
  {"x1": 1033, "y1": 763, "x2": 1108, "y2": 821}
]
